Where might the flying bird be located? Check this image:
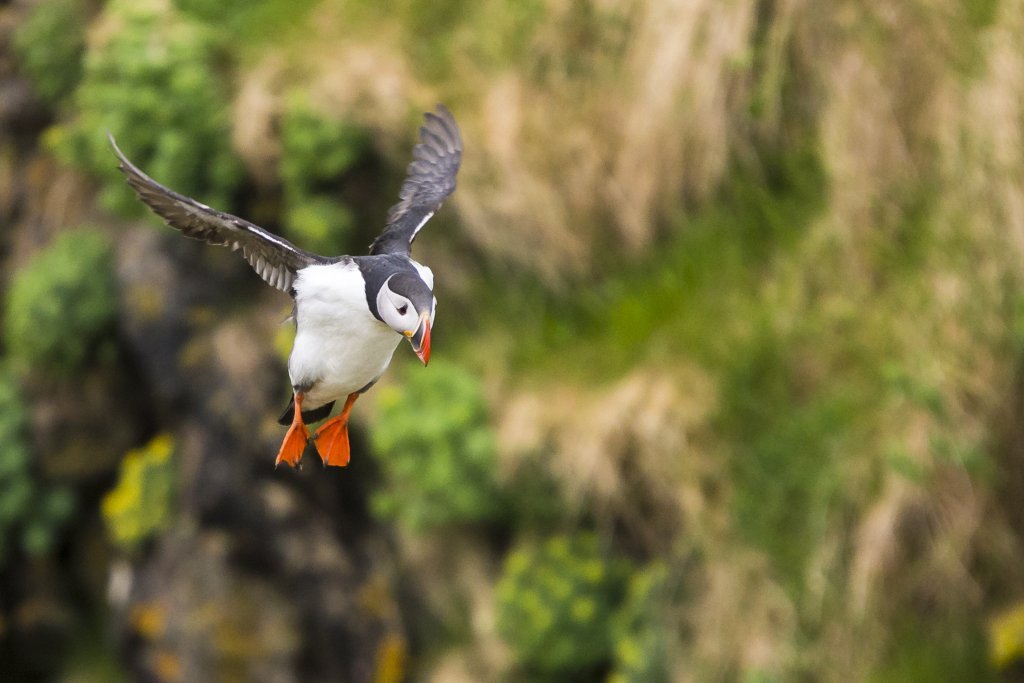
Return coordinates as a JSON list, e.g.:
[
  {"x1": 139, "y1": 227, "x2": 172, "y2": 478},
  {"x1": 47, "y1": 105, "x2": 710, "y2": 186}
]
[{"x1": 110, "y1": 105, "x2": 462, "y2": 469}]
